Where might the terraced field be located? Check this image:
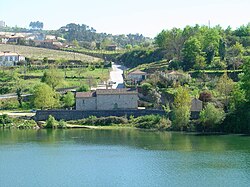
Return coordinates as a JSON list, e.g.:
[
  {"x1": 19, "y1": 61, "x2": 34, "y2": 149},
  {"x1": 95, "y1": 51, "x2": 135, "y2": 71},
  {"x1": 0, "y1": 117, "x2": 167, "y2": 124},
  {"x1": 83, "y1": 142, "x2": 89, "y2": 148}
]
[{"x1": 0, "y1": 44, "x2": 101, "y2": 62}]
